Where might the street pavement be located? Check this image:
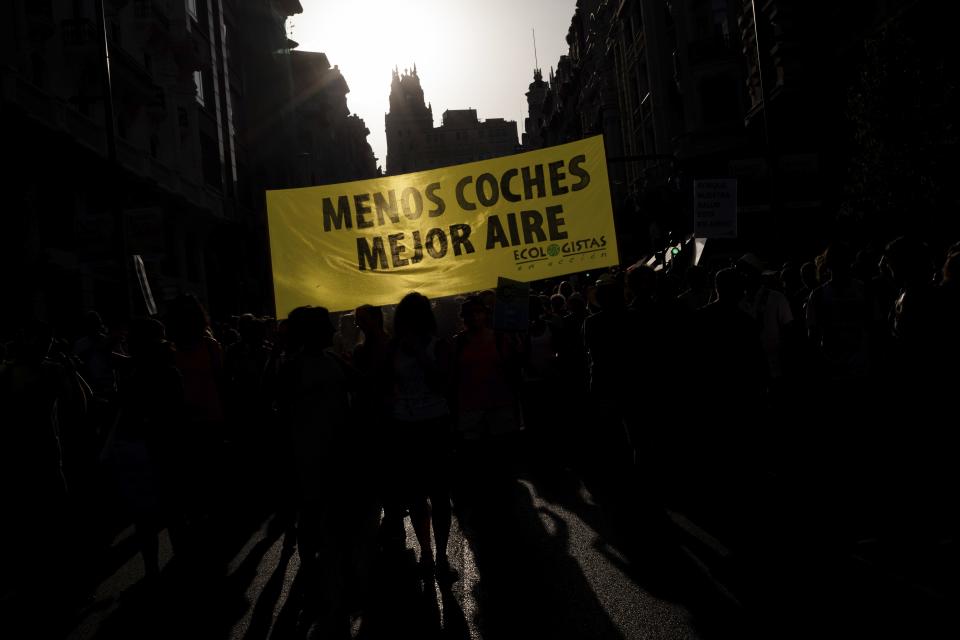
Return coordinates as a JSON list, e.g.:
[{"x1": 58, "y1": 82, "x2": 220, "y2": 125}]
[
  {"x1": 8, "y1": 453, "x2": 955, "y2": 640},
  {"x1": 48, "y1": 466, "x2": 748, "y2": 640}
]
